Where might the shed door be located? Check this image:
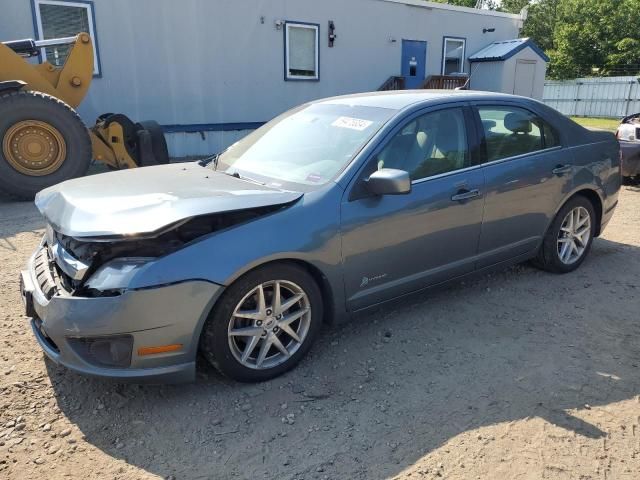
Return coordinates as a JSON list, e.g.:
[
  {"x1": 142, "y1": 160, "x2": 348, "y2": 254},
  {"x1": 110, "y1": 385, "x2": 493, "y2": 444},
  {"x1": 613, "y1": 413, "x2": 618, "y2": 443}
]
[
  {"x1": 401, "y1": 40, "x2": 427, "y2": 89},
  {"x1": 513, "y1": 60, "x2": 536, "y2": 97}
]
